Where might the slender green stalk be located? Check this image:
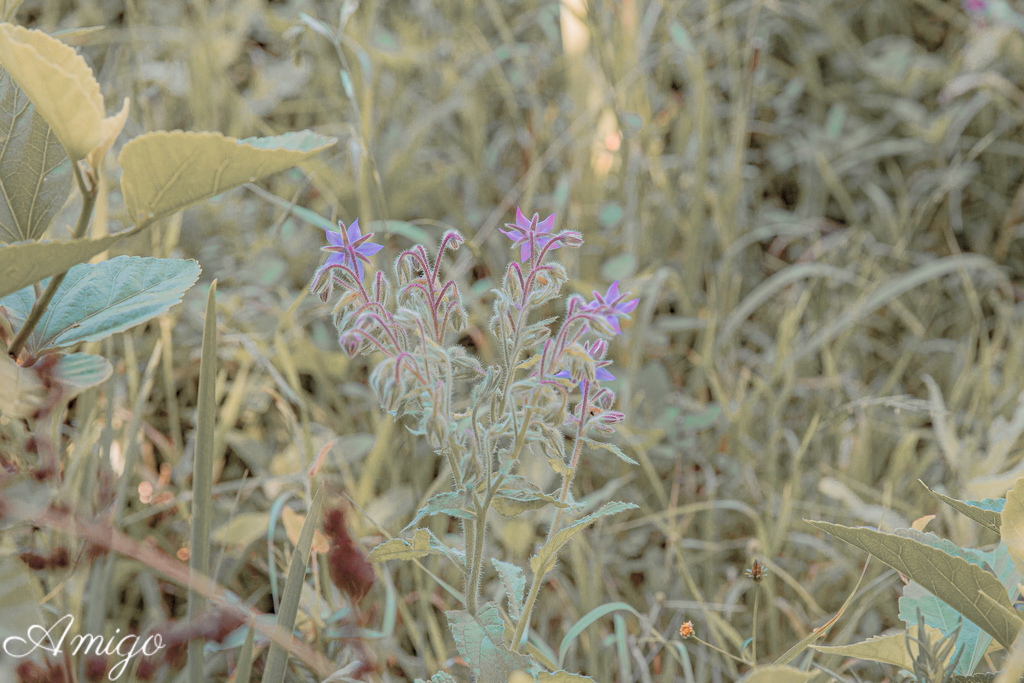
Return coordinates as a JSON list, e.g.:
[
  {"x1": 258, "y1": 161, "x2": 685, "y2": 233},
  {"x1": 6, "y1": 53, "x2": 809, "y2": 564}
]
[
  {"x1": 7, "y1": 162, "x2": 97, "y2": 359},
  {"x1": 751, "y1": 589, "x2": 759, "y2": 664}
]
